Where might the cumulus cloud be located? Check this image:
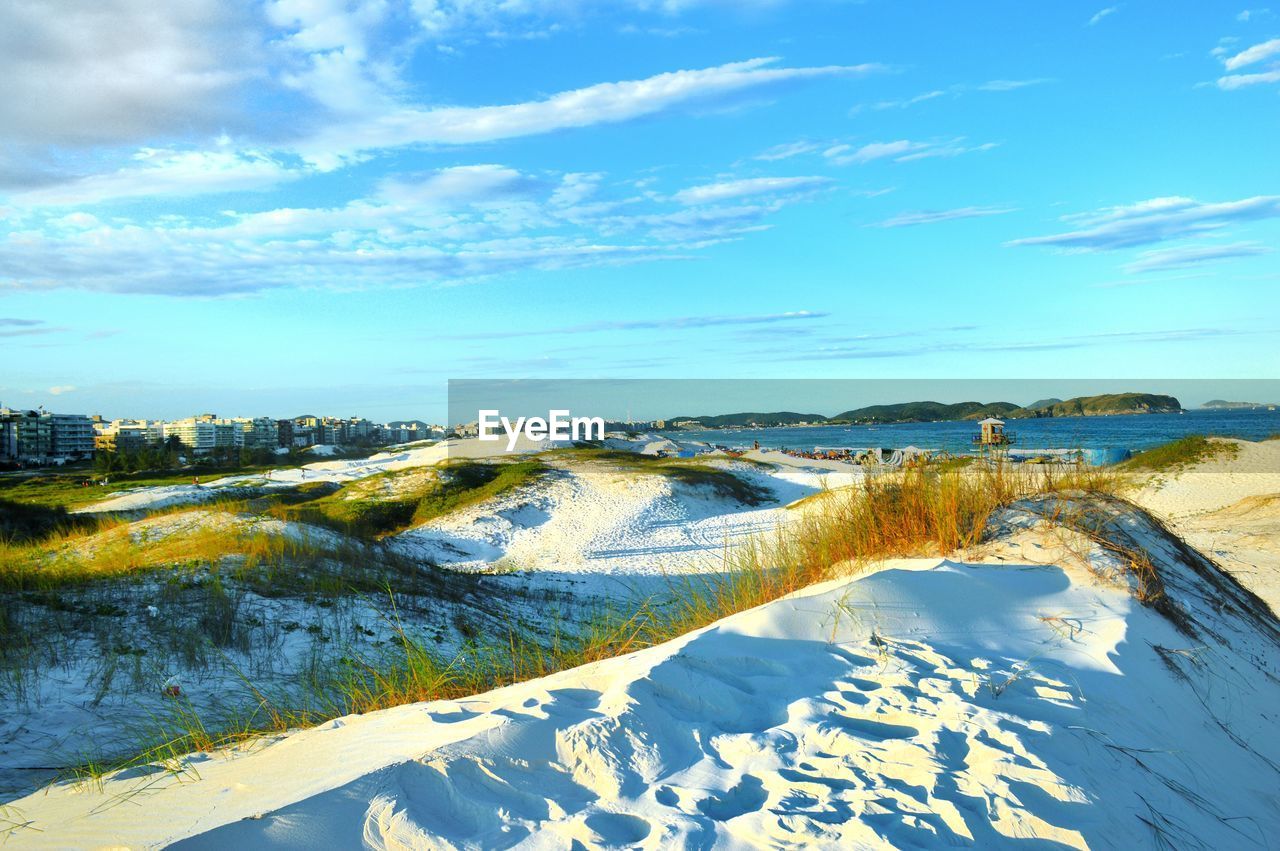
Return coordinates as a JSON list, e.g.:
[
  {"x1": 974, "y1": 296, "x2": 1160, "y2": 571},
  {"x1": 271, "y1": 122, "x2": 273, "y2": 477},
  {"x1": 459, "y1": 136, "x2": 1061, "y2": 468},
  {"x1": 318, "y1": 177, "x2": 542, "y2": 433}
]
[
  {"x1": 1008, "y1": 195, "x2": 1280, "y2": 250},
  {"x1": 673, "y1": 176, "x2": 833, "y2": 205},
  {"x1": 0, "y1": 0, "x2": 260, "y2": 148},
  {"x1": 48, "y1": 385, "x2": 76, "y2": 396},
  {"x1": 872, "y1": 206, "x2": 1015, "y2": 228},
  {"x1": 1122, "y1": 241, "x2": 1271, "y2": 273}
]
